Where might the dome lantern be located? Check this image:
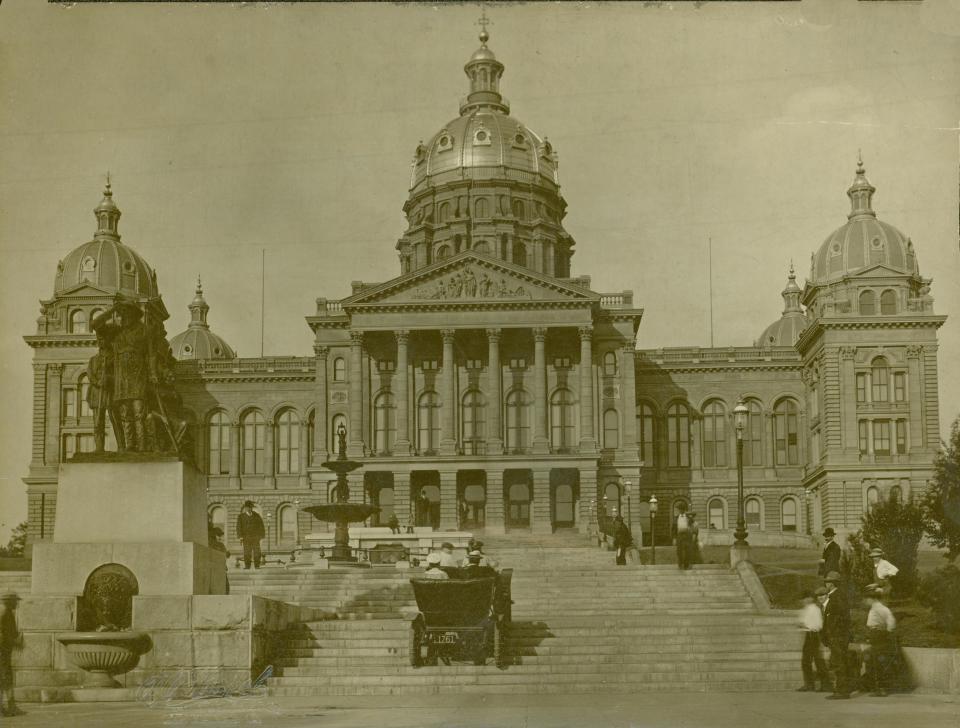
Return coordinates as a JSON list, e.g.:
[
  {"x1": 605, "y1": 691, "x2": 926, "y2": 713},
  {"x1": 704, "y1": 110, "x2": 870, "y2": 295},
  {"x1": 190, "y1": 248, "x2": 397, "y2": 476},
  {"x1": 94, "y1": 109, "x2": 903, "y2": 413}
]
[
  {"x1": 94, "y1": 173, "x2": 122, "y2": 241},
  {"x1": 460, "y1": 12, "x2": 509, "y2": 116},
  {"x1": 781, "y1": 262, "x2": 802, "y2": 315},
  {"x1": 846, "y1": 151, "x2": 876, "y2": 220},
  {"x1": 189, "y1": 276, "x2": 210, "y2": 328}
]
